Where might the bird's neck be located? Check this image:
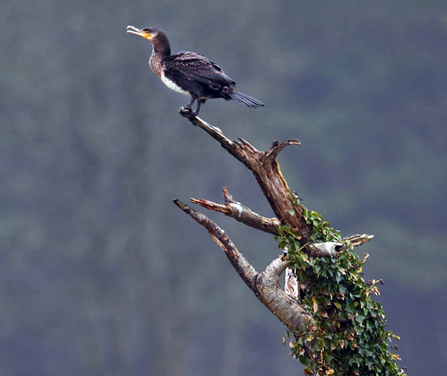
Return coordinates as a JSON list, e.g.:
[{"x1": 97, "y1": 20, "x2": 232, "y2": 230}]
[
  {"x1": 152, "y1": 42, "x2": 171, "y2": 57},
  {"x1": 149, "y1": 47, "x2": 166, "y2": 78},
  {"x1": 149, "y1": 36, "x2": 171, "y2": 78}
]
